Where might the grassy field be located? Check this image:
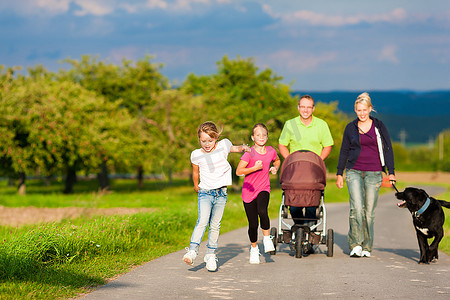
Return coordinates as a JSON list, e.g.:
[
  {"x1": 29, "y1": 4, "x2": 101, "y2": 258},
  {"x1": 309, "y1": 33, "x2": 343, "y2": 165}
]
[{"x1": 0, "y1": 177, "x2": 448, "y2": 299}]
